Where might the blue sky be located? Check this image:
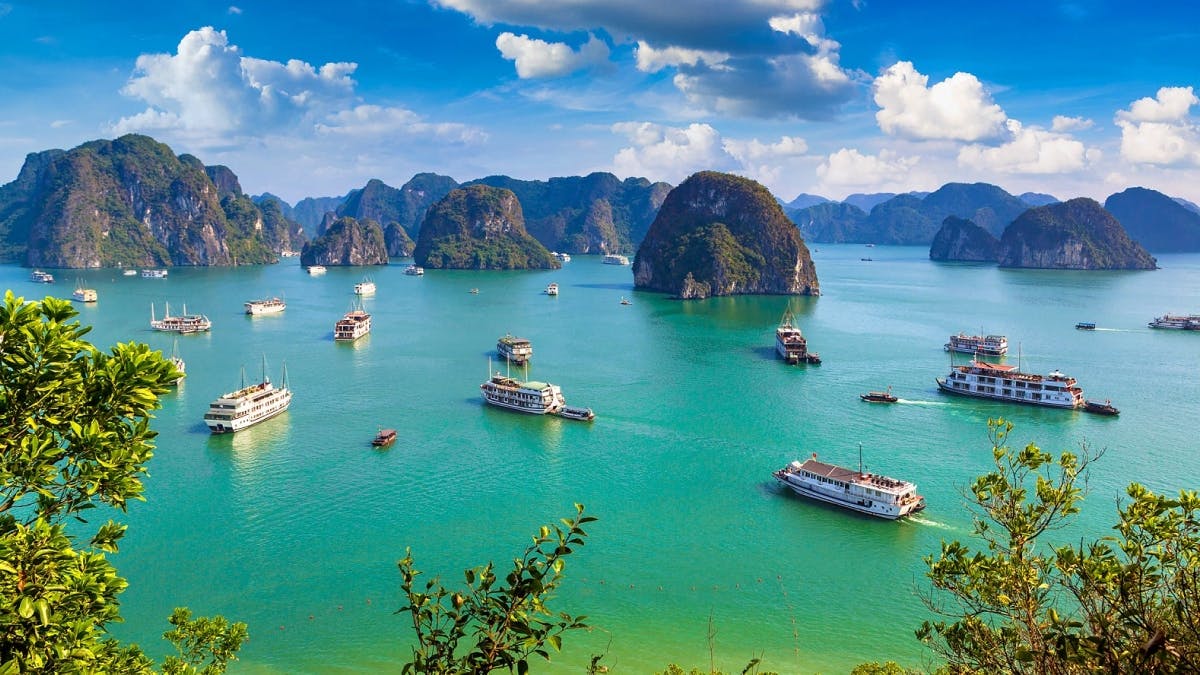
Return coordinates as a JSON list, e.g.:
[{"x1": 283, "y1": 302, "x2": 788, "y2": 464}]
[{"x1": 2, "y1": 0, "x2": 1199, "y2": 204}]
